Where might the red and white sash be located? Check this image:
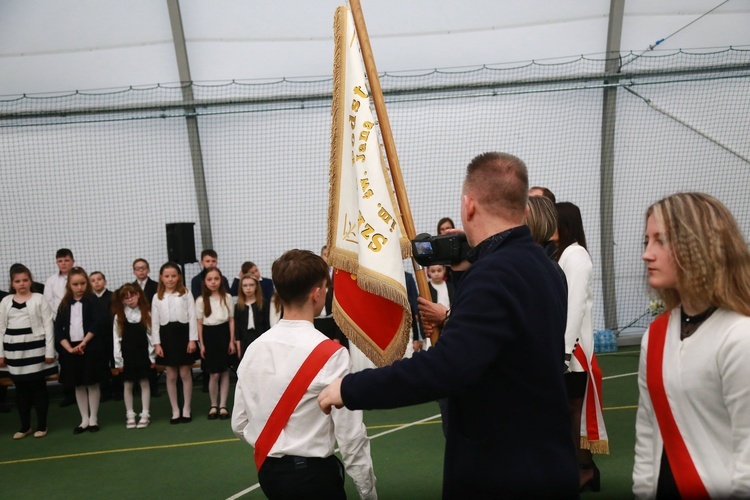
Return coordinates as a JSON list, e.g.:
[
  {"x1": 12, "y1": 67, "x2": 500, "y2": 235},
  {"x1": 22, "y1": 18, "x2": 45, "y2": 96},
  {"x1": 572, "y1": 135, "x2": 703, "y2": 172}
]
[
  {"x1": 573, "y1": 346, "x2": 609, "y2": 454},
  {"x1": 646, "y1": 312, "x2": 709, "y2": 498}
]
